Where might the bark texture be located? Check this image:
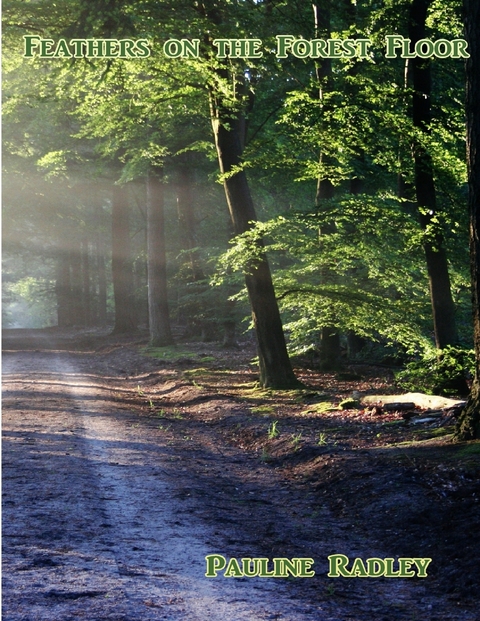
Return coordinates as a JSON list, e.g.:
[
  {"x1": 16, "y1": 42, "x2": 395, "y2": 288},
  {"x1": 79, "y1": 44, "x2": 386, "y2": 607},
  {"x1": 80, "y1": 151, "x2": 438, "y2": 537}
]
[
  {"x1": 146, "y1": 170, "x2": 174, "y2": 347},
  {"x1": 313, "y1": 0, "x2": 342, "y2": 370},
  {"x1": 210, "y1": 99, "x2": 299, "y2": 388},
  {"x1": 409, "y1": 0, "x2": 458, "y2": 349},
  {"x1": 456, "y1": 0, "x2": 480, "y2": 440},
  {"x1": 111, "y1": 184, "x2": 137, "y2": 334}
]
